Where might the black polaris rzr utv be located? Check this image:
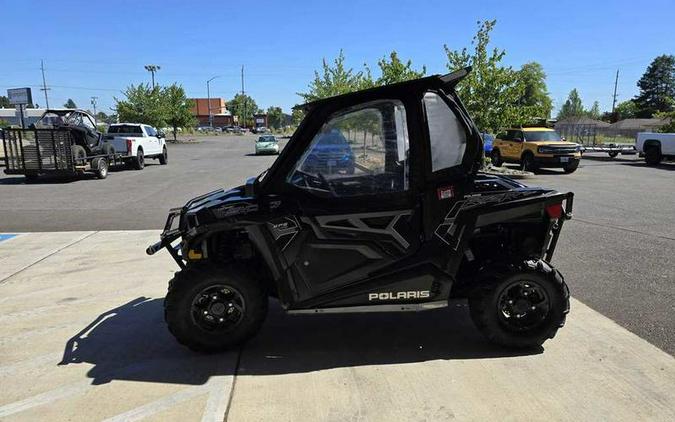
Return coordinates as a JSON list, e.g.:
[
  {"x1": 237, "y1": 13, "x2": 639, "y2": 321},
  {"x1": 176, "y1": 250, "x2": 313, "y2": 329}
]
[{"x1": 147, "y1": 68, "x2": 573, "y2": 352}]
